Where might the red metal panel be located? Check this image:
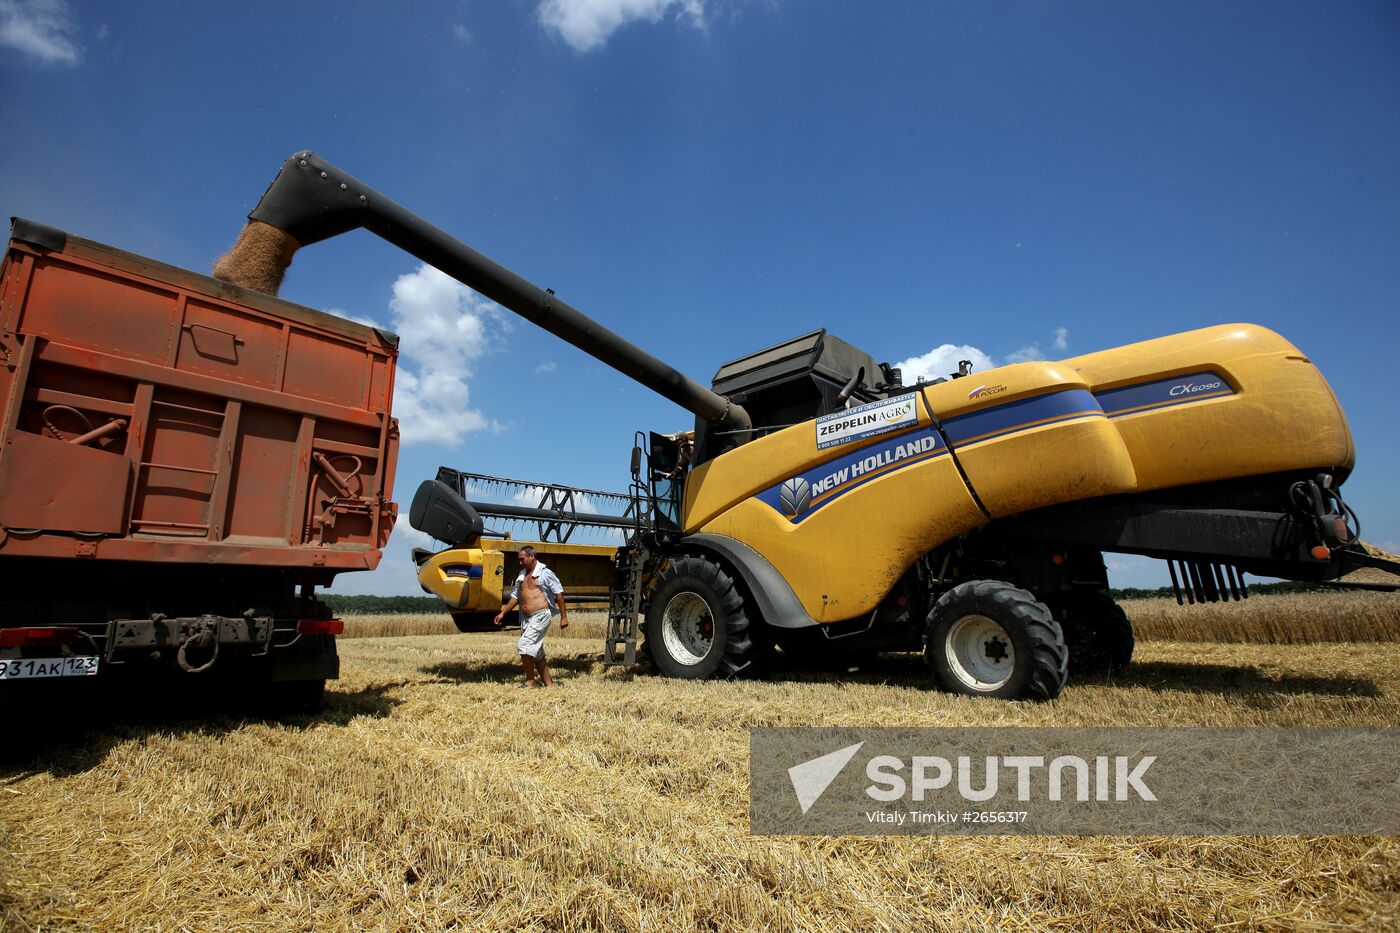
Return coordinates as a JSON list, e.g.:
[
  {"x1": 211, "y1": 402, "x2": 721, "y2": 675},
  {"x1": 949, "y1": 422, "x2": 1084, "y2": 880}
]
[
  {"x1": 174, "y1": 299, "x2": 285, "y2": 389},
  {"x1": 0, "y1": 429, "x2": 128, "y2": 532},
  {"x1": 37, "y1": 341, "x2": 383, "y2": 429},
  {"x1": 224, "y1": 405, "x2": 300, "y2": 543},
  {"x1": 130, "y1": 394, "x2": 223, "y2": 537},
  {"x1": 19, "y1": 258, "x2": 178, "y2": 365},
  {"x1": 367, "y1": 355, "x2": 391, "y2": 413},
  {"x1": 0, "y1": 227, "x2": 398, "y2": 574},
  {"x1": 281, "y1": 328, "x2": 370, "y2": 407}
]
